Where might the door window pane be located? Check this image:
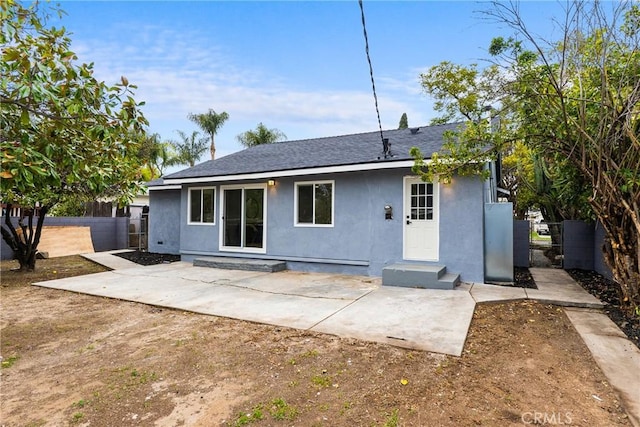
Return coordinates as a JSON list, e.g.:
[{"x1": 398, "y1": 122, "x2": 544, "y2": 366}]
[
  {"x1": 244, "y1": 189, "x2": 264, "y2": 248},
  {"x1": 224, "y1": 189, "x2": 242, "y2": 247},
  {"x1": 408, "y1": 181, "x2": 434, "y2": 221}
]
